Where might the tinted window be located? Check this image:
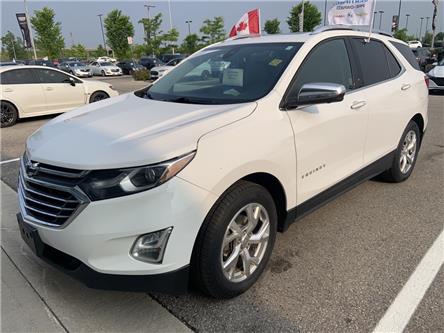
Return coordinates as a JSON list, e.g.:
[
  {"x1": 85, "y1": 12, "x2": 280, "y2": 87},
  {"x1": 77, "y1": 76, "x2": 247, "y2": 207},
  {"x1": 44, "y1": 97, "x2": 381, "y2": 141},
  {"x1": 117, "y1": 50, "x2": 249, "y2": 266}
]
[
  {"x1": 34, "y1": 68, "x2": 70, "y2": 83},
  {"x1": 351, "y1": 38, "x2": 394, "y2": 86},
  {"x1": 0, "y1": 69, "x2": 36, "y2": 84},
  {"x1": 385, "y1": 47, "x2": 402, "y2": 77},
  {"x1": 289, "y1": 38, "x2": 353, "y2": 97},
  {"x1": 390, "y1": 41, "x2": 420, "y2": 70}
]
